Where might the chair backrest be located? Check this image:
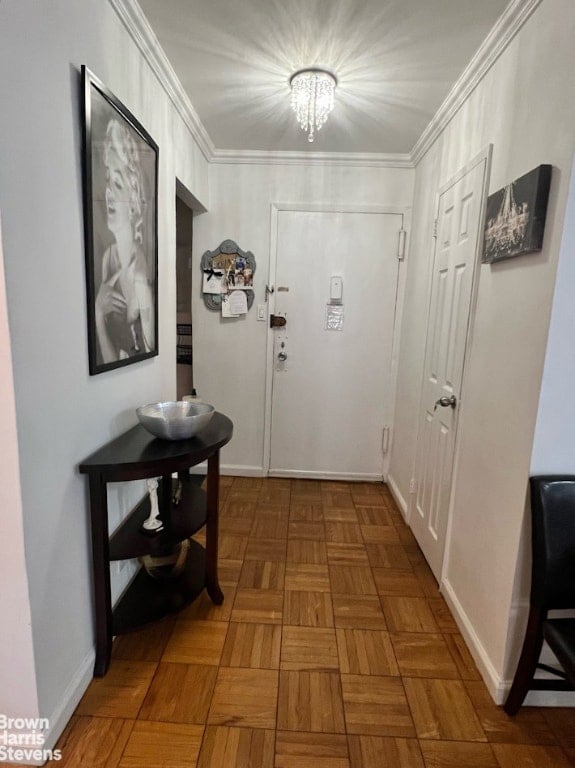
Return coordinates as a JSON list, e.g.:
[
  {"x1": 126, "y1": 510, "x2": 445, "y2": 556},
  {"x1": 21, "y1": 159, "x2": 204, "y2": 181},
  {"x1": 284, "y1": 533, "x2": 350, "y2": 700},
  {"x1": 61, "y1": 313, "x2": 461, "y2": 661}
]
[{"x1": 530, "y1": 476, "x2": 575, "y2": 610}]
